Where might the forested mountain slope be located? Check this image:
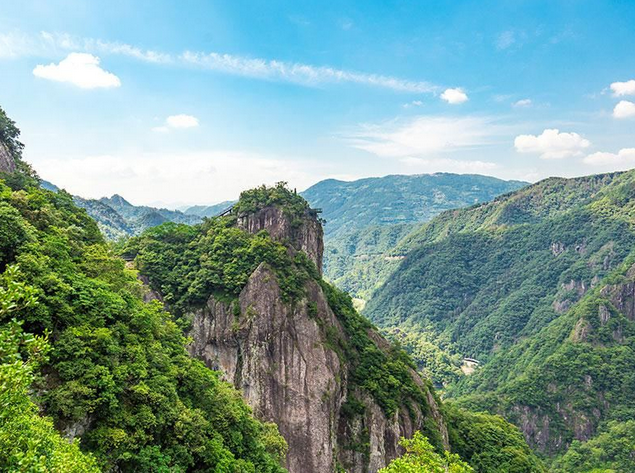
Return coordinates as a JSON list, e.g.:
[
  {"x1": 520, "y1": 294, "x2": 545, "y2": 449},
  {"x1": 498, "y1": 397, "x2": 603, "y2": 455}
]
[
  {"x1": 304, "y1": 174, "x2": 526, "y2": 301},
  {"x1": 302, "y1": 174, "x2": 526, "y2": 238},
  {"x1": 0, "y1": 107, "x2": 287, "y2": 472},
  {"x1": 365, "y1": 169, "x2": 635, "y2": 466}
]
